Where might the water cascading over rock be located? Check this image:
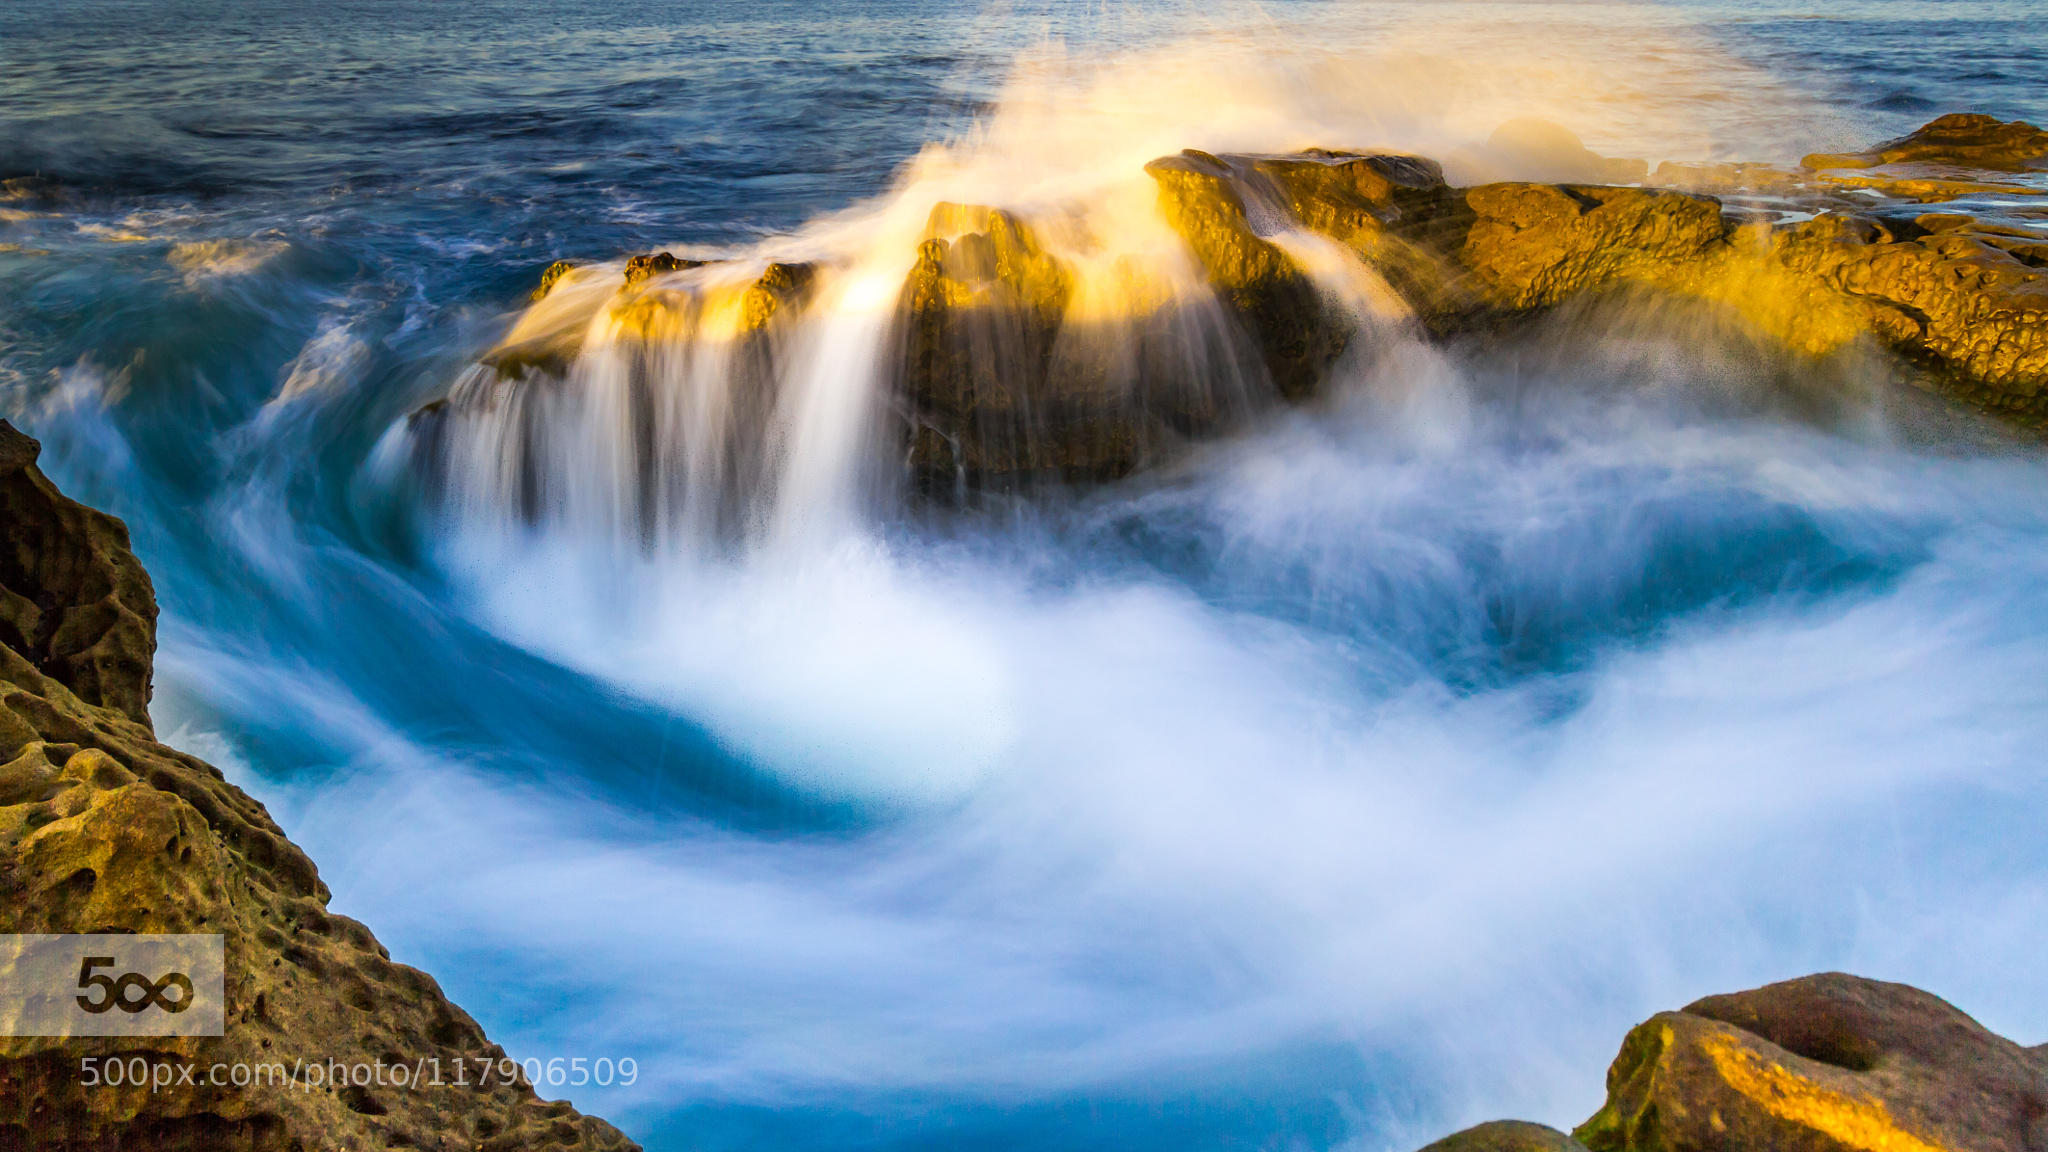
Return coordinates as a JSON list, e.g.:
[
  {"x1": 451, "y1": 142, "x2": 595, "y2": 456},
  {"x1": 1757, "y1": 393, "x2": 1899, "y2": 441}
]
[
  {"x1": 398, "y1": 113, "x2": 2048, "y2": 551},
  {"x1": 400, "y1": 154, "x2": 1406, "y2": 544}
]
